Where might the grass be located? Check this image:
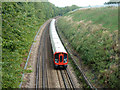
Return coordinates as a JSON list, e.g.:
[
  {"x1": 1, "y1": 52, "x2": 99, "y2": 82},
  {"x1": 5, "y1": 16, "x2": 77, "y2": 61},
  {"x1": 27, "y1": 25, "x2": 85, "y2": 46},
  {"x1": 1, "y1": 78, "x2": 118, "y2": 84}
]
[
  {"x1": 66, "y1": 7, "x2": 118, "y2": 31},
  {"x1": 57, "y1": 7, "x2": 119, "y2": 88}
]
